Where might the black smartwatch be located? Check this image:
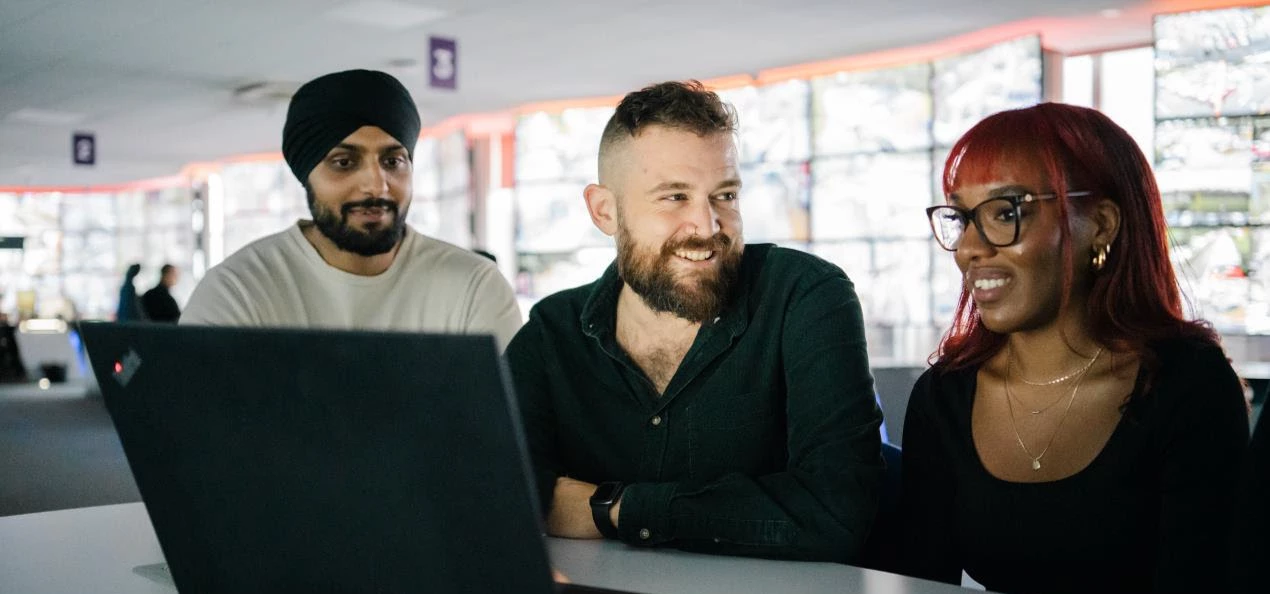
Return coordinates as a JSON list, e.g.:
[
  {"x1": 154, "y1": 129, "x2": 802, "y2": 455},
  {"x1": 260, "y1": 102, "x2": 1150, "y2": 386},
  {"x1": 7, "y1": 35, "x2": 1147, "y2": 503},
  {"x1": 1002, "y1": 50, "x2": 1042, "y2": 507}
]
[{"x1": 589, "y1": 481, "x2": 625, "y2": 539}]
